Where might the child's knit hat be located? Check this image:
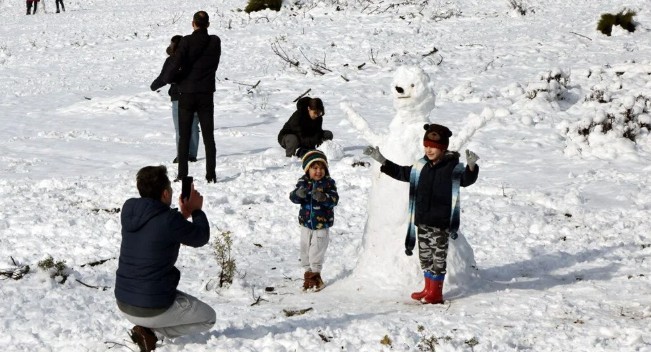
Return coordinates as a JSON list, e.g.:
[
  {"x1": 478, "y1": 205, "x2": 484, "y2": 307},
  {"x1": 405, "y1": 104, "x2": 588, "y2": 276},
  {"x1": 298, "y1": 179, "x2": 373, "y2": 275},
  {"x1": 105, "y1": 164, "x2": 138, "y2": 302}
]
[
  {"x1": 302, "y1": 150, "x2": 329, "y2": 173},
  {"x1": 423, "y1": 123, "x2": 452, "y2": 150}
]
